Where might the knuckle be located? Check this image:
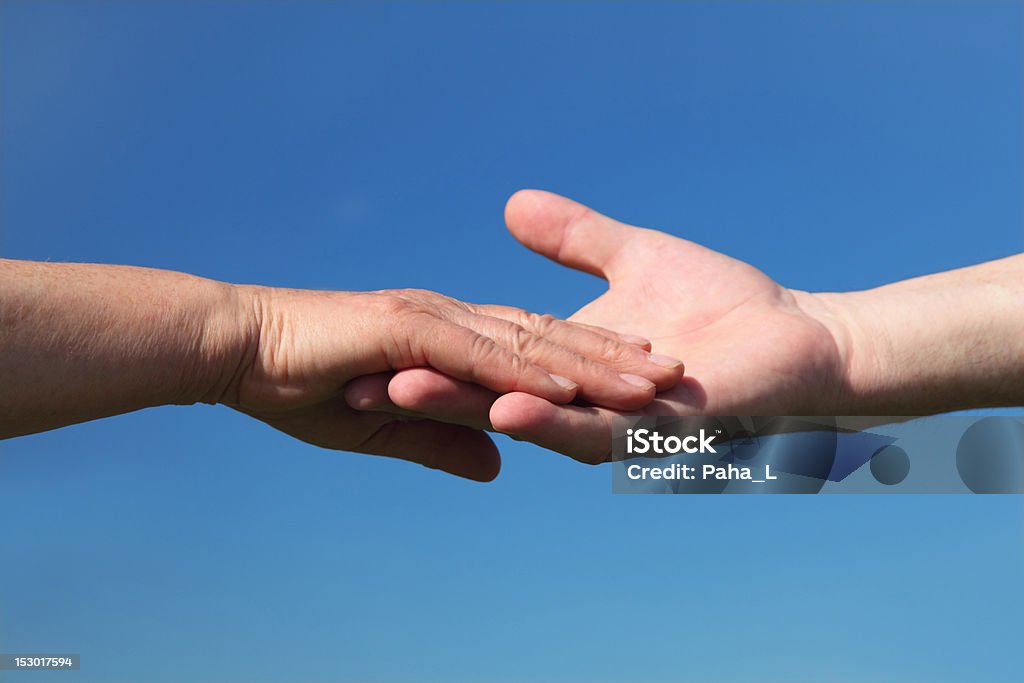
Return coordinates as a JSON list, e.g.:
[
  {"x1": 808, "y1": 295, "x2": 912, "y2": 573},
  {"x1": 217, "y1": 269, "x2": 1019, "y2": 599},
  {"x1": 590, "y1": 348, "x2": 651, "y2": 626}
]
[
  {"x1": 597, "y1": 335, "x2": 633, "y2": 363},
  {"x1": 509, "y1": 325, "x2": 539, "y2": 357},
  {"x1": 505, "y1": 349, "x2": 530, "y2": 379},
  {"x1": 469, "y1": 333, "x2": 530, "y2": 388},
  {"x1": 470, "y1": 332, "x2": 503, "y2": 365},
  {"x1": 513, "y1": 310, "x2": 559, "y2": 337},
  {"x1": 533, "y1": 313, "x2": 561, "y2": 335},
  {"x1": 510, "y1": 308, "x2": 535, "y2": 328}
]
